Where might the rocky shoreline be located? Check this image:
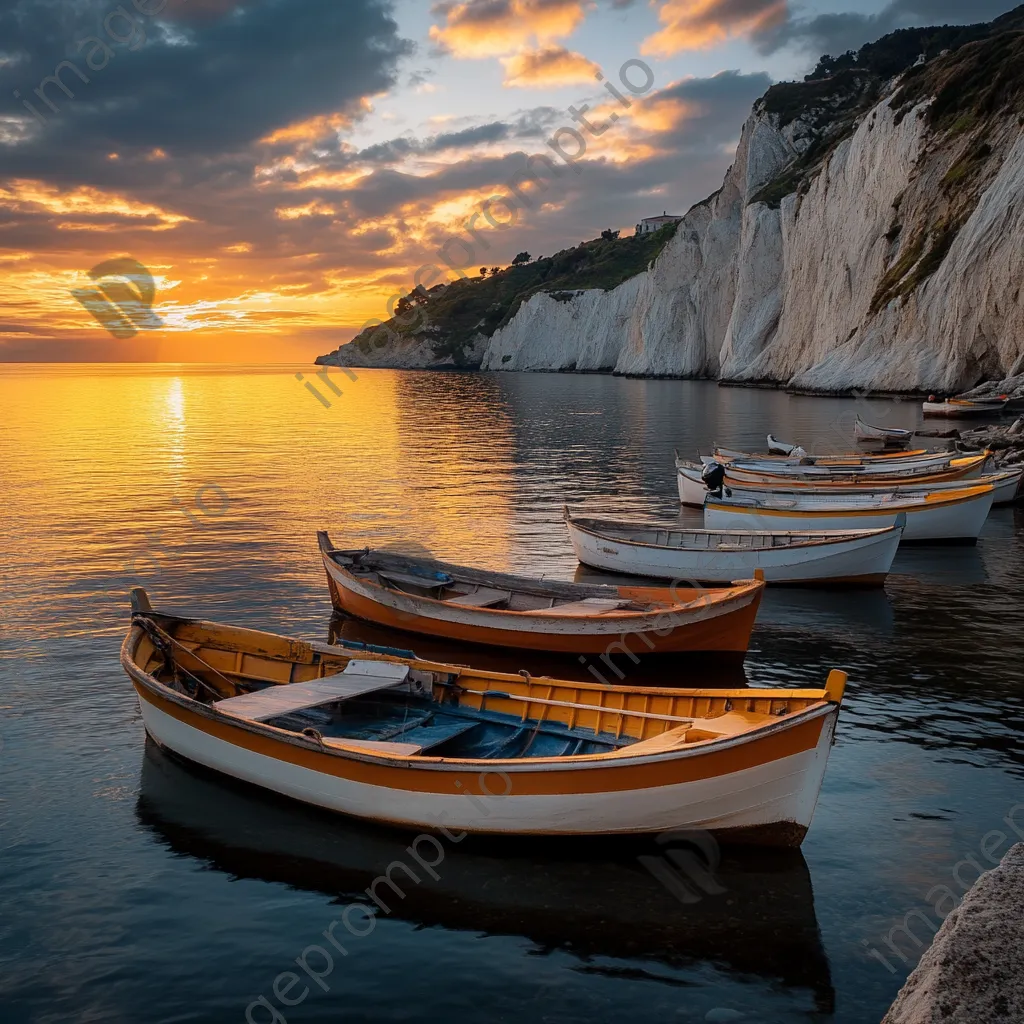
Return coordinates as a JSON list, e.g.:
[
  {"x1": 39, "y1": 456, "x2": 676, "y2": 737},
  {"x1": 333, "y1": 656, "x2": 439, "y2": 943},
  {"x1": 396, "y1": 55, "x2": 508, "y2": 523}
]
[{"x1": 883, "y1": 843, "x2": 1024, "y2": 1024}]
